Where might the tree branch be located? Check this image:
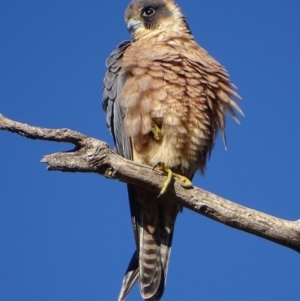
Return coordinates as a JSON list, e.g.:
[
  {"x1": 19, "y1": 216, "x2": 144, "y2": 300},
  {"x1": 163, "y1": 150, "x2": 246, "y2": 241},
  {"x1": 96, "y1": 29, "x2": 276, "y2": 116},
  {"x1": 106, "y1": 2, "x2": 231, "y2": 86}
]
[{"x1": 1, "y1": 113, "x2": 300, "y2": 253}]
